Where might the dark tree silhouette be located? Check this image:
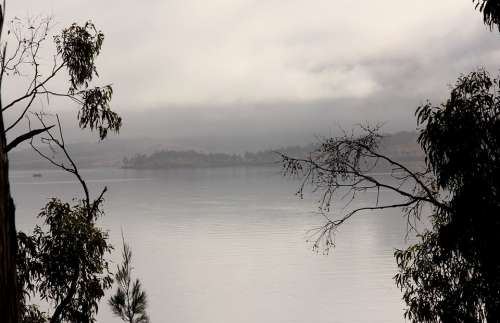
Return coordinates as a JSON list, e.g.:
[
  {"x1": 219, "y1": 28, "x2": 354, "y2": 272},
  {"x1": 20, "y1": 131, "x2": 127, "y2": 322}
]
[
  {"x1": 109, "y1": 236, "x2": 150, "y2": 323},
  {"x1": 282, "y1": 69, "x2": 500, "y2": 322},
  {"x1": 17, "y1": 196, "x2": 113, "y2": 323},
  {"x1": 0, "y1": 6, "x2": 18, "y2": 322},
  {"x1": 474, "y1": 0, "x2": 500, "y2": 31},
  {"x1": 0, "y1": 4, "x2": 121, "y2": 322},
  {"x1": 395, "y1": 69, "x2": 500, "y2": 322}
]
